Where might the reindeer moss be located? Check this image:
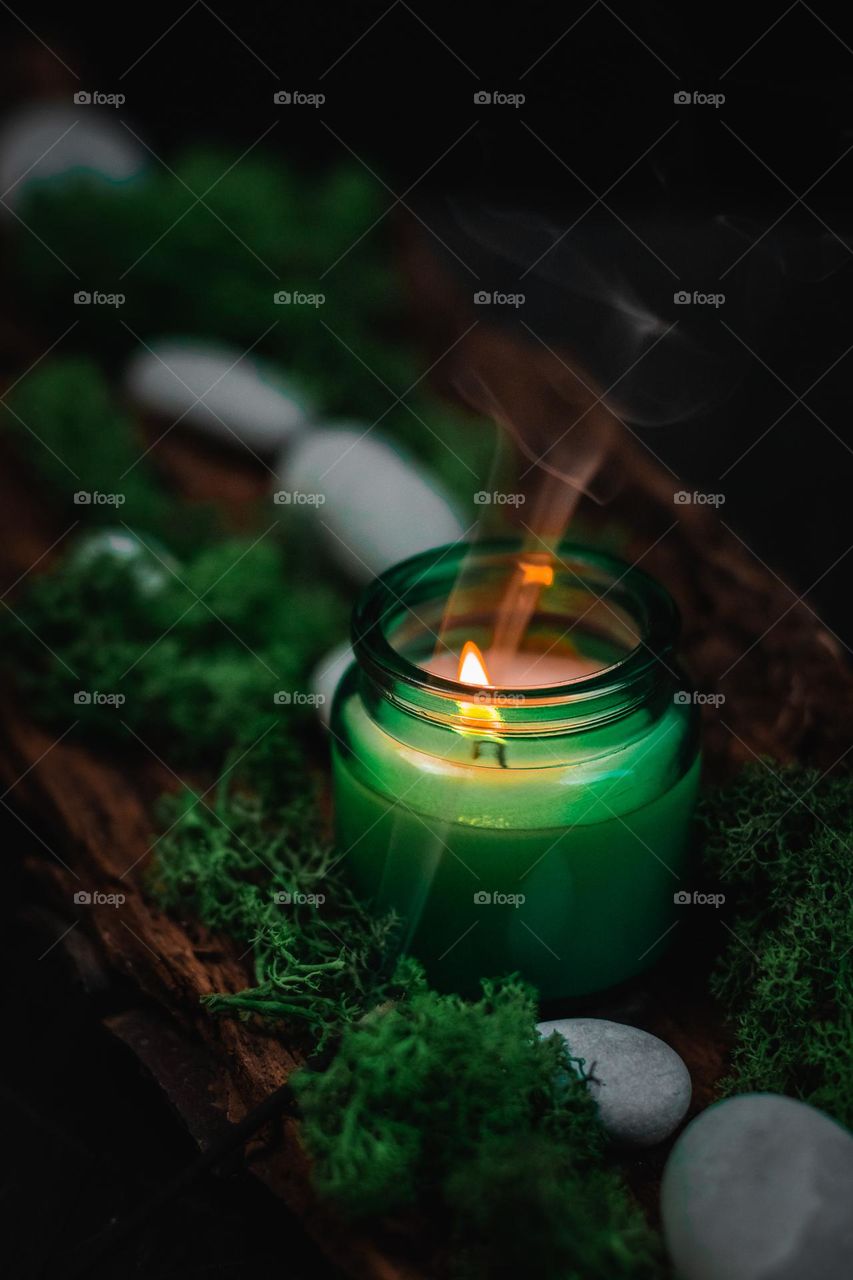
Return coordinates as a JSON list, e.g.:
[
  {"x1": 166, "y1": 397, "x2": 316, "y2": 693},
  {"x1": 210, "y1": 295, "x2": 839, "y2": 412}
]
[
  {"x1": 700, "y1": 763, "x2": 853, "y2": 1125},
  {"x1": 294, "y1": 972, "x2": 668, "y2": 1279},
  {"x1": 151, "y1": 758, "x2": 399, "y2": 1050},
  {"x1": 2, "y1": 357, "x2": 212, "y2": 551},
  {"x1": 0, "y1": 528, "x2": 347, "y2": 765}
]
